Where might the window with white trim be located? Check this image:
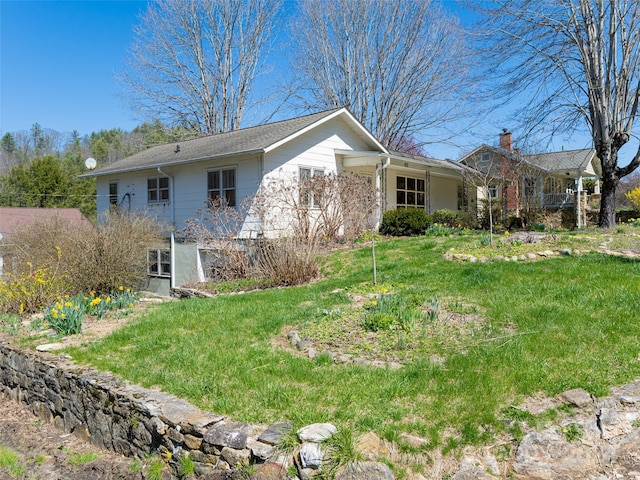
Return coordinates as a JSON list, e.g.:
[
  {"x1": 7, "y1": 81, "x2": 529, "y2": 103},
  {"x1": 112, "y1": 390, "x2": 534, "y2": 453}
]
[
  {"x1": 147, "y1": 249, "x2": 171, "y2": 277},
  {"x1": 148, "y1": 177, "x2": 169, "y2": 203},
  {"x1": 299, "y1": 167, "x2": 324, "y2": 208},
  {"x1": 487, "y1": 184, "x2": 498, "y2": 199},
  {"x1": 208, "y1": 168, "x2": 236, "y2": 206},
  {"x1": 480, "y1": 152, "x2": 491, "y2": 163},
  {"x1": 396, "y1": 175, "x2": 426, "y2": 208}
]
